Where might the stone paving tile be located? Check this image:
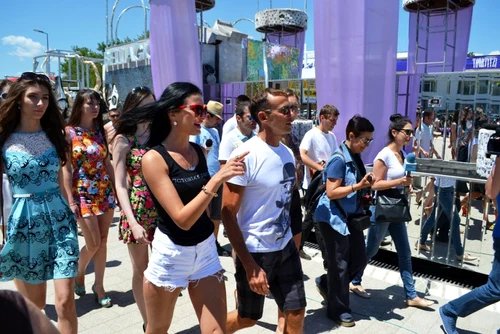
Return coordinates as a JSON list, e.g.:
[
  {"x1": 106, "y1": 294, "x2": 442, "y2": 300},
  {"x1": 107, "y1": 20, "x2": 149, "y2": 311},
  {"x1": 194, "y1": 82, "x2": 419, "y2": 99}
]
[{"x1": 2, "y1": 212, "x2": 500, "y2": 333}]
